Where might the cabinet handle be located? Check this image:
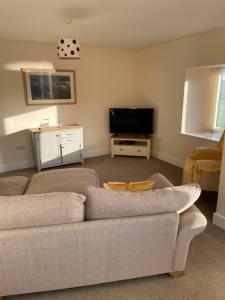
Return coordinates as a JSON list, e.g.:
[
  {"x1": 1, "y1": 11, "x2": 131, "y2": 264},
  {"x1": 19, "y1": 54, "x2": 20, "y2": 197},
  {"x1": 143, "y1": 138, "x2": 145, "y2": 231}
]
[
  {"x1": 137, "y1": 149, "x2": 141, "y2": 152},
  {"x1": 120, "y1": 148, "x2": 124, "y2": 151}
]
